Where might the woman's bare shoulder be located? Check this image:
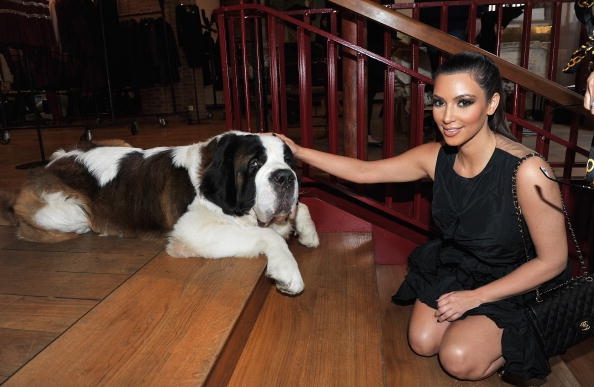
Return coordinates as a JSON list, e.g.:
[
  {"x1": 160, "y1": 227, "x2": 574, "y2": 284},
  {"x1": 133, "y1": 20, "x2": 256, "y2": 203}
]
[
  {"x1": 409, "y1": 141, "x2": 442, "y2": 179},
  {"x1": 415, "y1": 141, "x2": 443, "y2": 155},
  {"x1": 495, "y1": 135, "x2": 534, "y2": 159}
]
